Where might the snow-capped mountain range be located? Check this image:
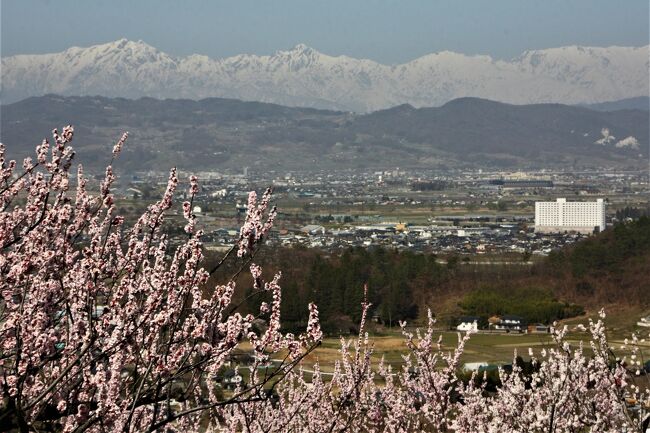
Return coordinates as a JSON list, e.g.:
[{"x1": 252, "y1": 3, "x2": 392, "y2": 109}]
[{"x1": 2, "y1": 39, "x2": 648, "y2": 112}]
